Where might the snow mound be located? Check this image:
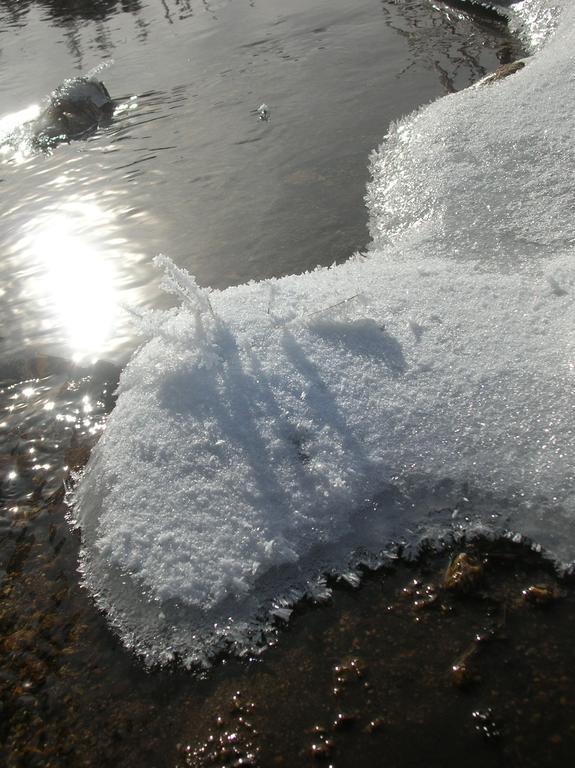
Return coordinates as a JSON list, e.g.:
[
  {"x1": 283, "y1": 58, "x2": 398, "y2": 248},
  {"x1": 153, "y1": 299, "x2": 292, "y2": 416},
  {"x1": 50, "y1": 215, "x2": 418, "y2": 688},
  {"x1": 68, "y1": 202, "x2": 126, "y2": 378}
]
[{"x1": 72, "y1": 0, "x2": 575, "y2": 667}]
